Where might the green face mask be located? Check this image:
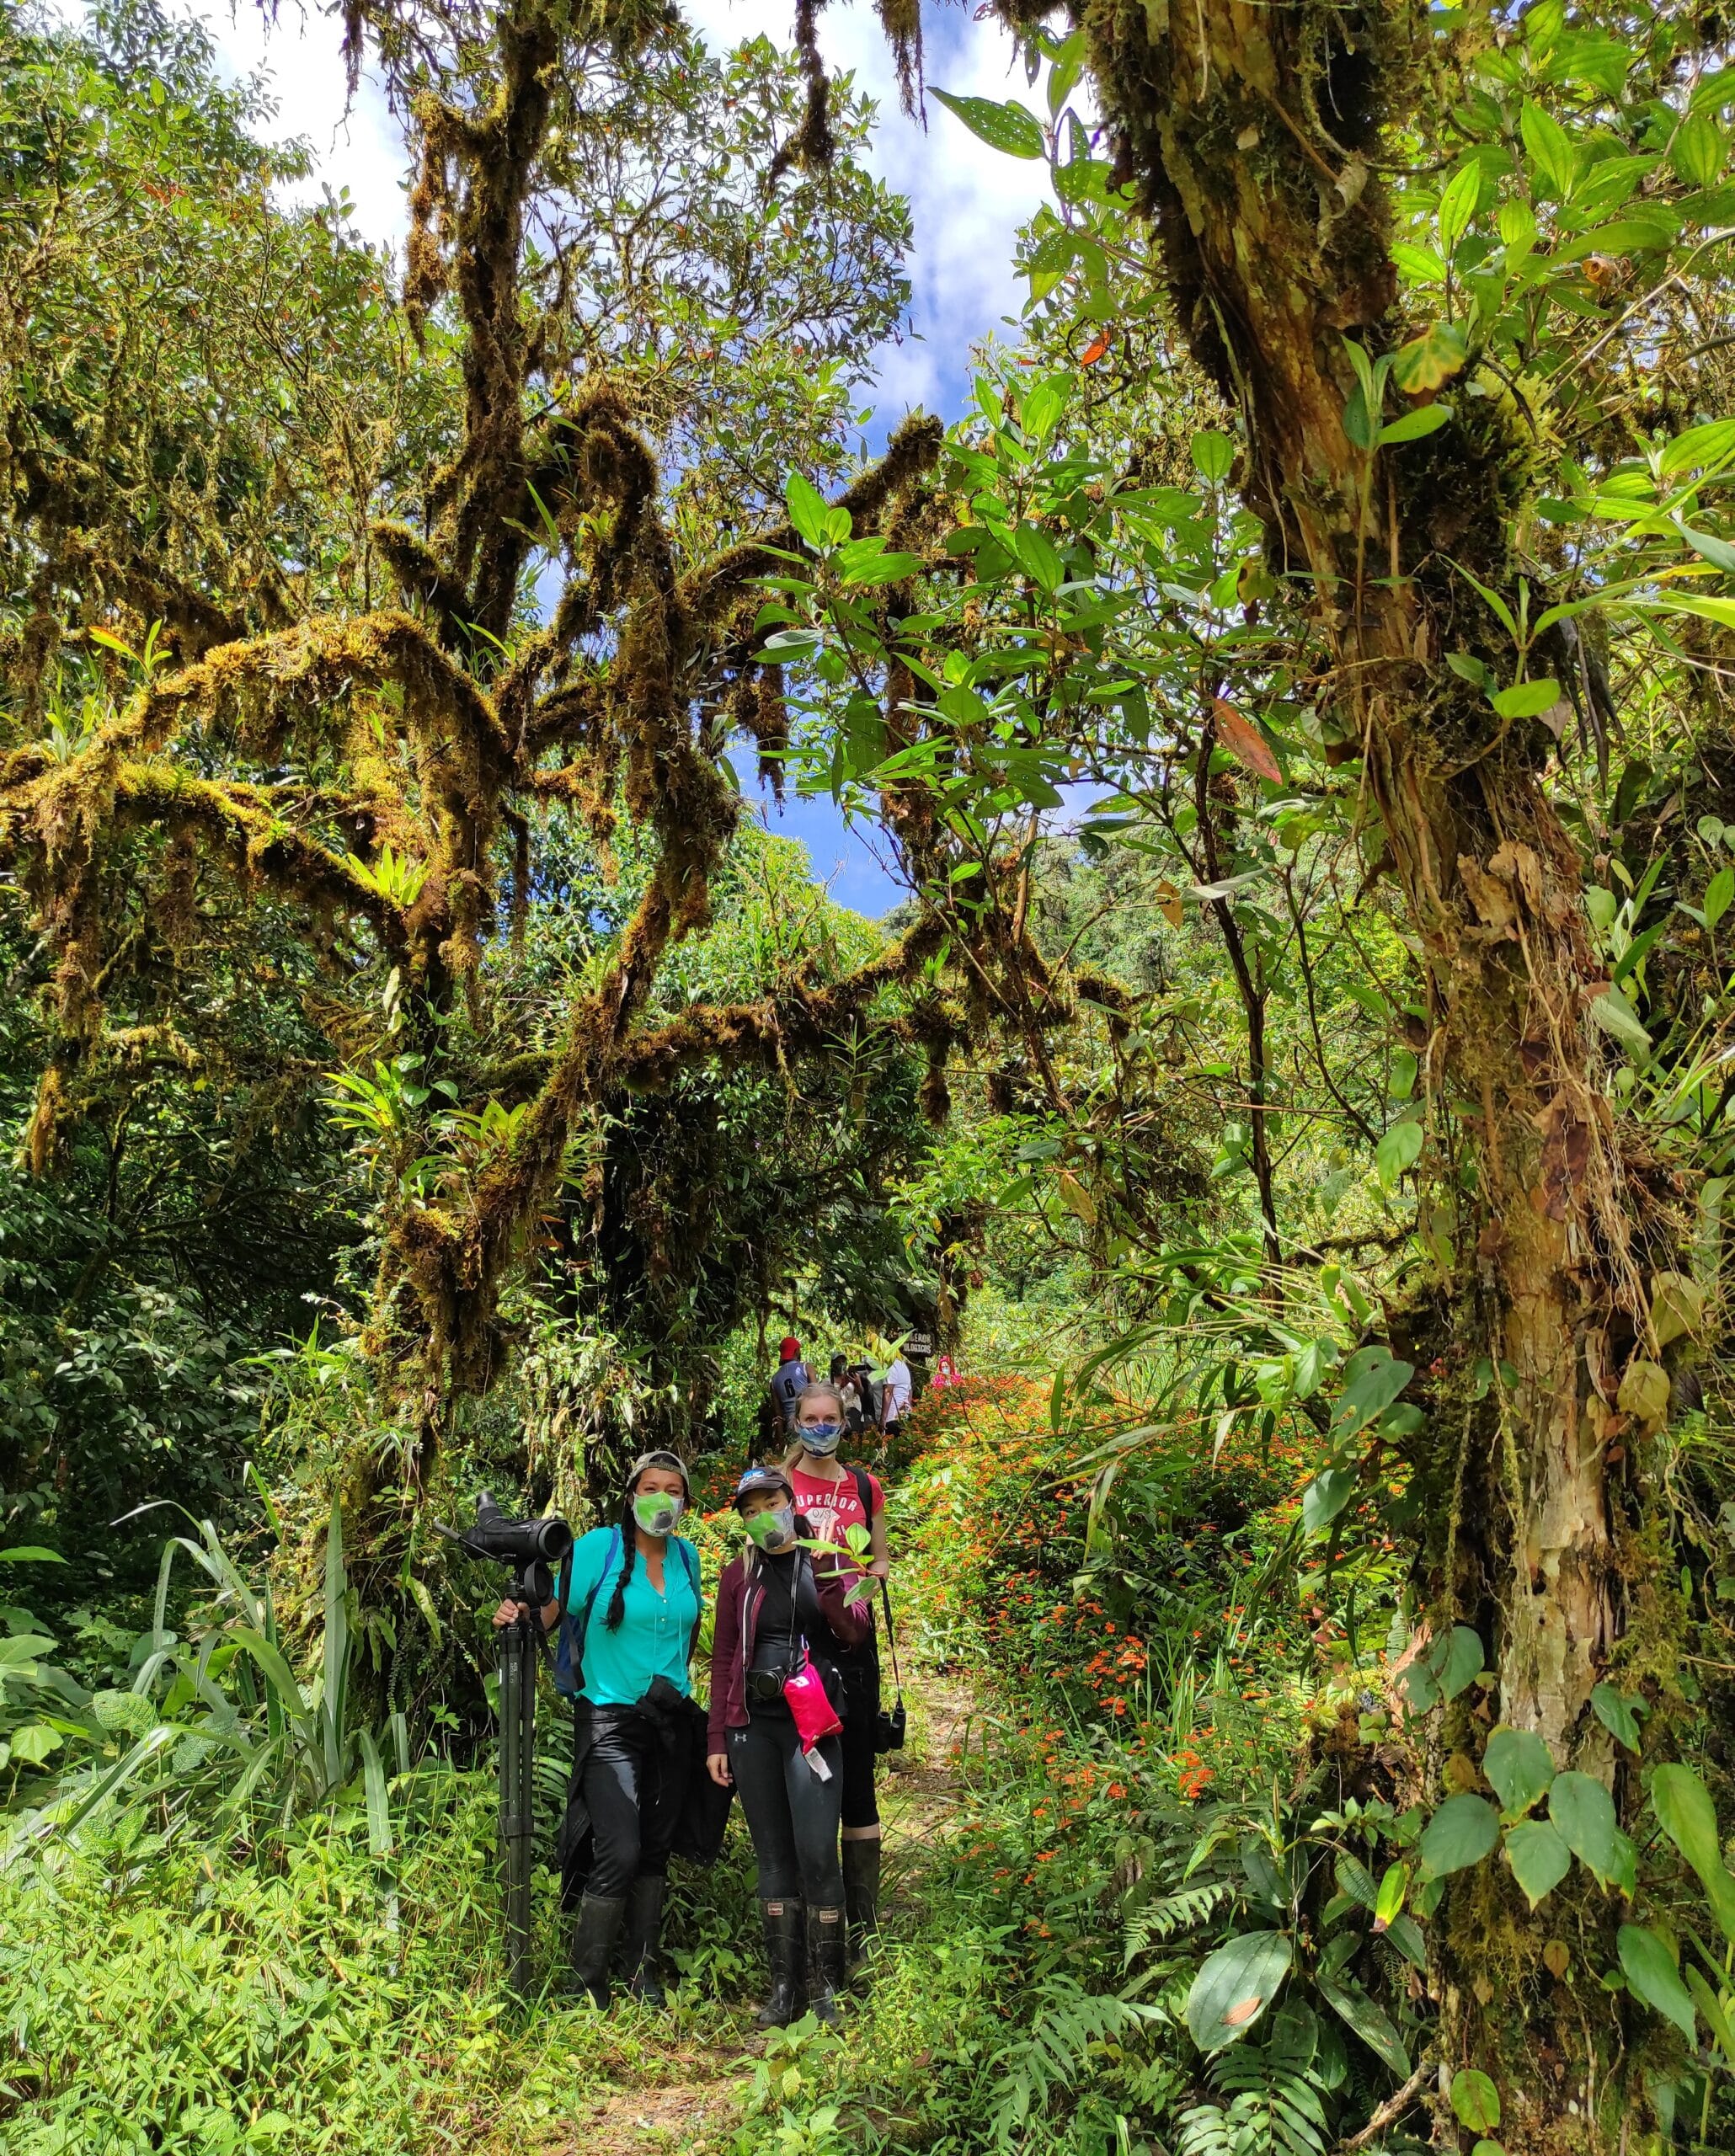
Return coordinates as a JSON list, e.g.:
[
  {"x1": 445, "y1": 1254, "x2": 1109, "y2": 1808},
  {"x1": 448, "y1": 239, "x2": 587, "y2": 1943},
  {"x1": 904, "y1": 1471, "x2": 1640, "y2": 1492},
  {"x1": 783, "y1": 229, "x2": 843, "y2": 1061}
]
[
  {"x1": 633, "y1": 1492, "x2": 683, "y2": 1537},
  {"x1": 745, "y1": 1503, "x2": 797, "y2": 1554}
]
